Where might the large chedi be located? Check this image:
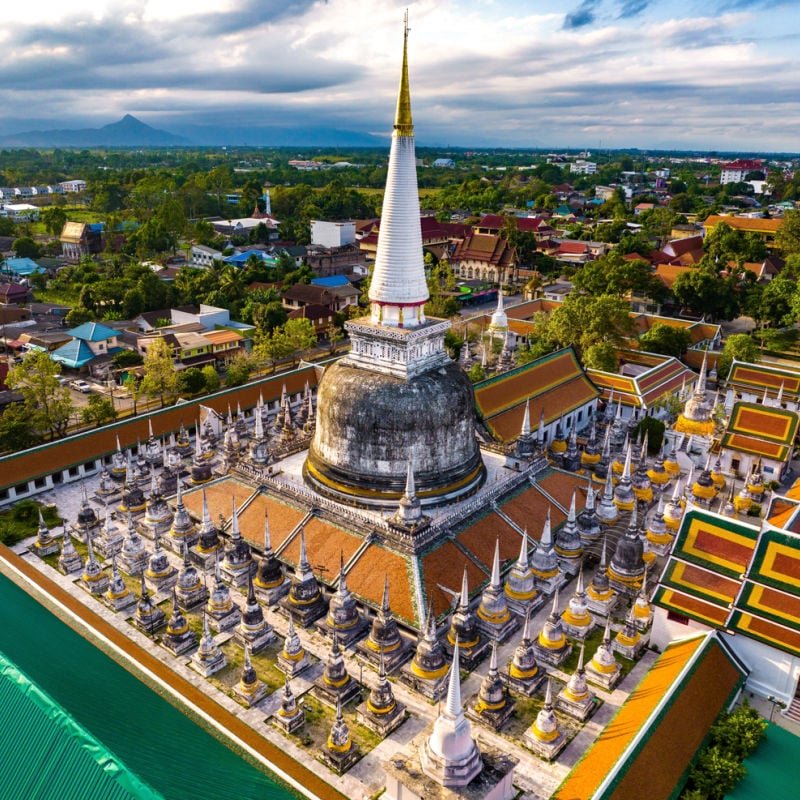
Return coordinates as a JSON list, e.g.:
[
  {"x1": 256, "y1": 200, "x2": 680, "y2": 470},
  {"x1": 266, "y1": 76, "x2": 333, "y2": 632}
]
[{"x1": 304, "y1": 29, "x2": 485, "y2": 509}]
